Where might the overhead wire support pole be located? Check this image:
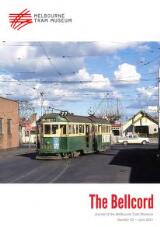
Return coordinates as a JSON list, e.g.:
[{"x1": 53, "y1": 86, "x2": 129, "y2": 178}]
[
  {"x1": 158, "y1": 67, "x2": 160, "y2": 152},
  {"x1": 40, "y1": 91, "x2": 44, "y2": 117}
]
